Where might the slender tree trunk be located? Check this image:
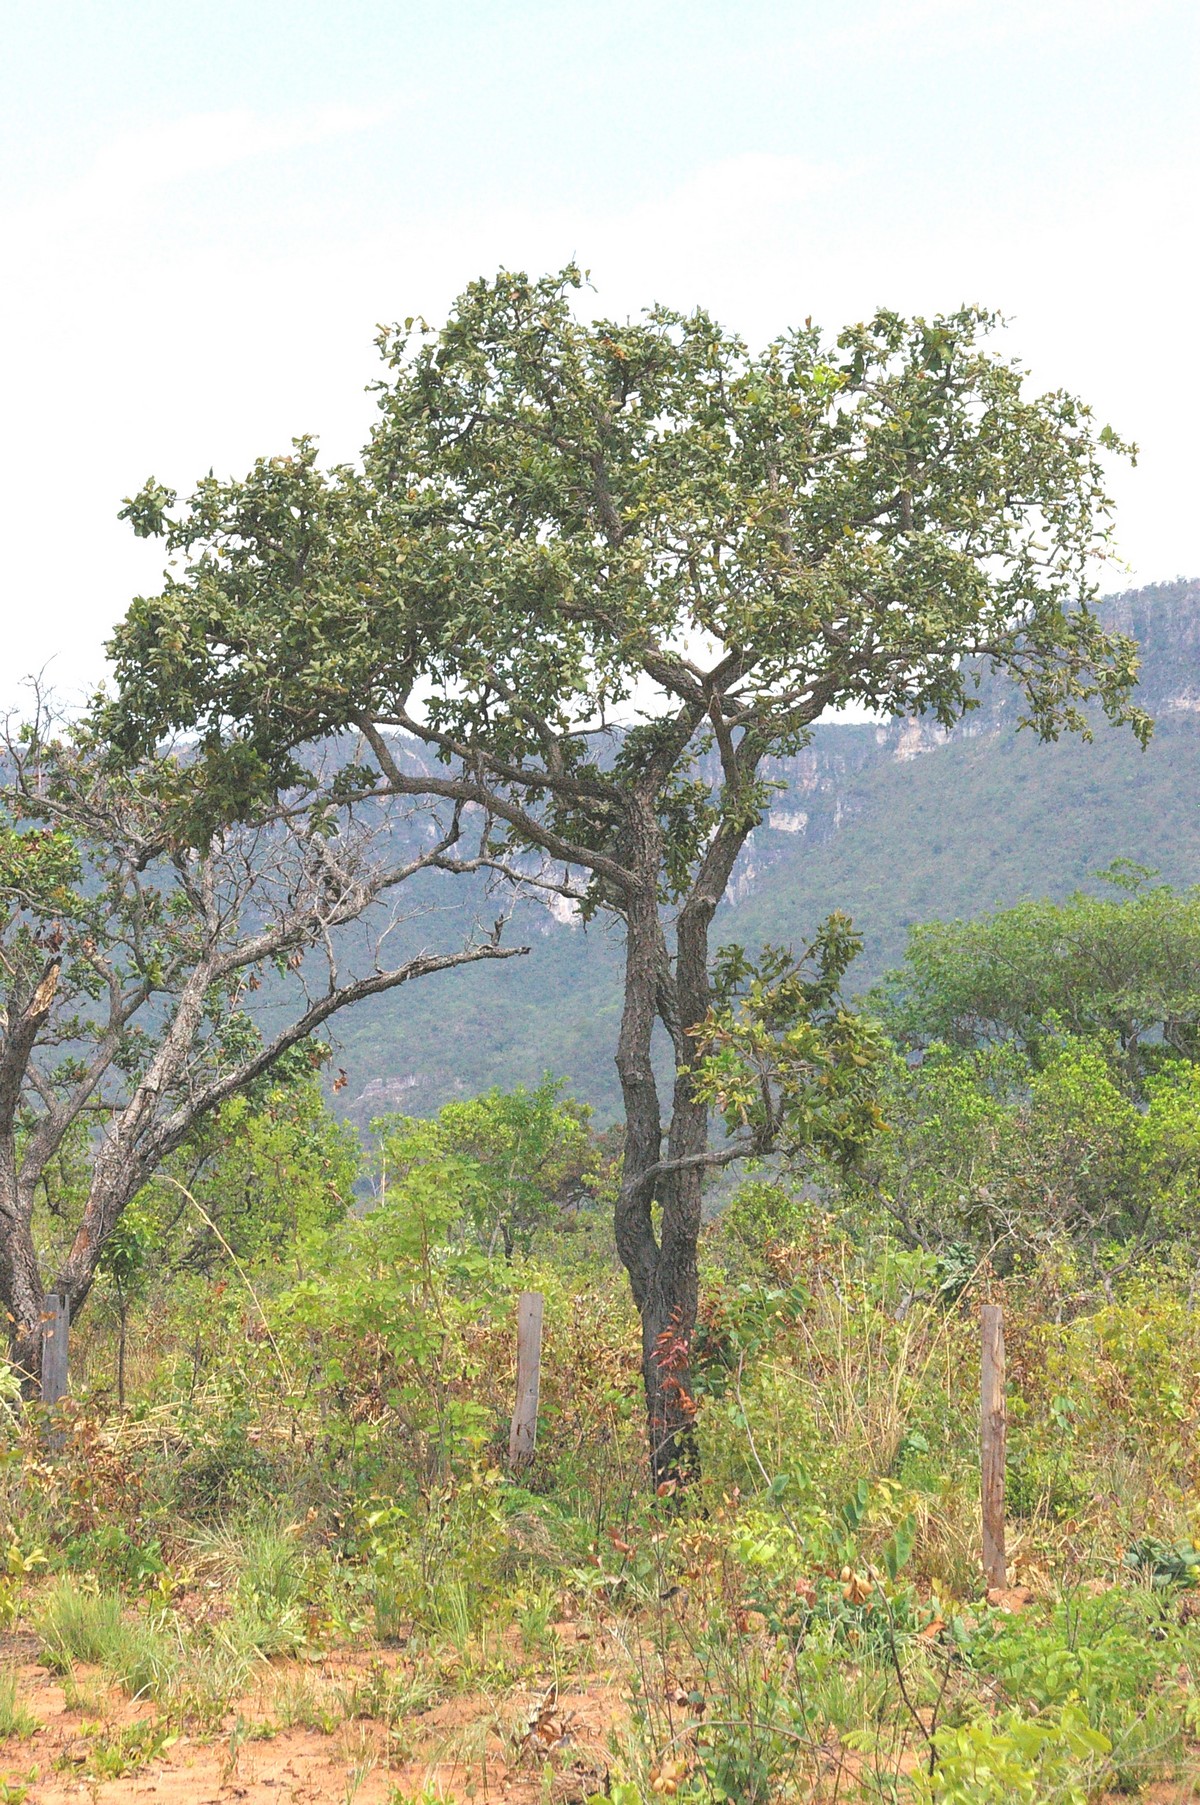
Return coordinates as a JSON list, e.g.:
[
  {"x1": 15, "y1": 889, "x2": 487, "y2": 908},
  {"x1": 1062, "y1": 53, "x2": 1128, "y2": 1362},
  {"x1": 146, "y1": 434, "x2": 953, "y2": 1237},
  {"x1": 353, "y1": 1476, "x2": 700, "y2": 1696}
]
[
  {"x1": 640, "y1": 899, "x2": 716, "y2": 1485},
  {"x1": 612, "y1": 812, "x2": 679, "y2": 1476}
]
